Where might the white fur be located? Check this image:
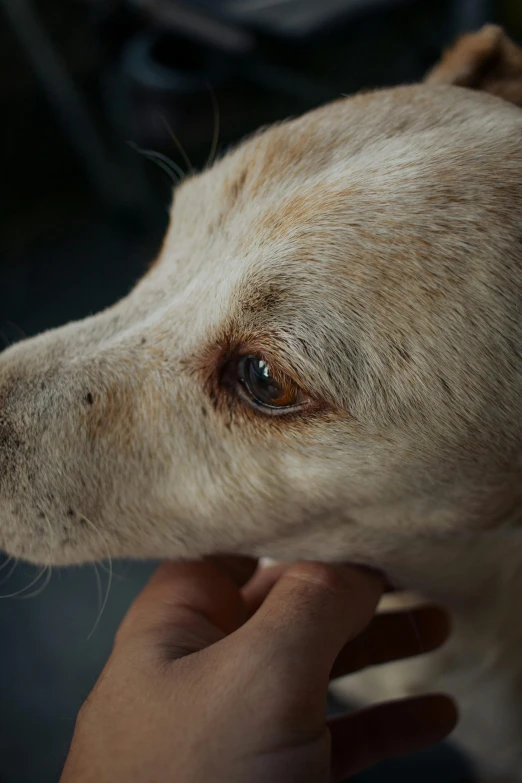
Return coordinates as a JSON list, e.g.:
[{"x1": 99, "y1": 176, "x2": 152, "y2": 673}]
[{"x1": 2, "y1": 69, "x2": 522, "y2": 779}]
